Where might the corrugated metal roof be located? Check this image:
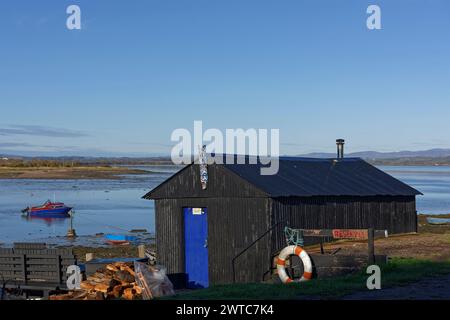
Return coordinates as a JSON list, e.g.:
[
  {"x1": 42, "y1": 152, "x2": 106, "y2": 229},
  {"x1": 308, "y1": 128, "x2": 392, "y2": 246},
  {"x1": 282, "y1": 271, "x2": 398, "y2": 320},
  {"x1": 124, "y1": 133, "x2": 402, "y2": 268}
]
[{"x1": 222, "y1": 156, "x2": 422, "y2": 197}]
